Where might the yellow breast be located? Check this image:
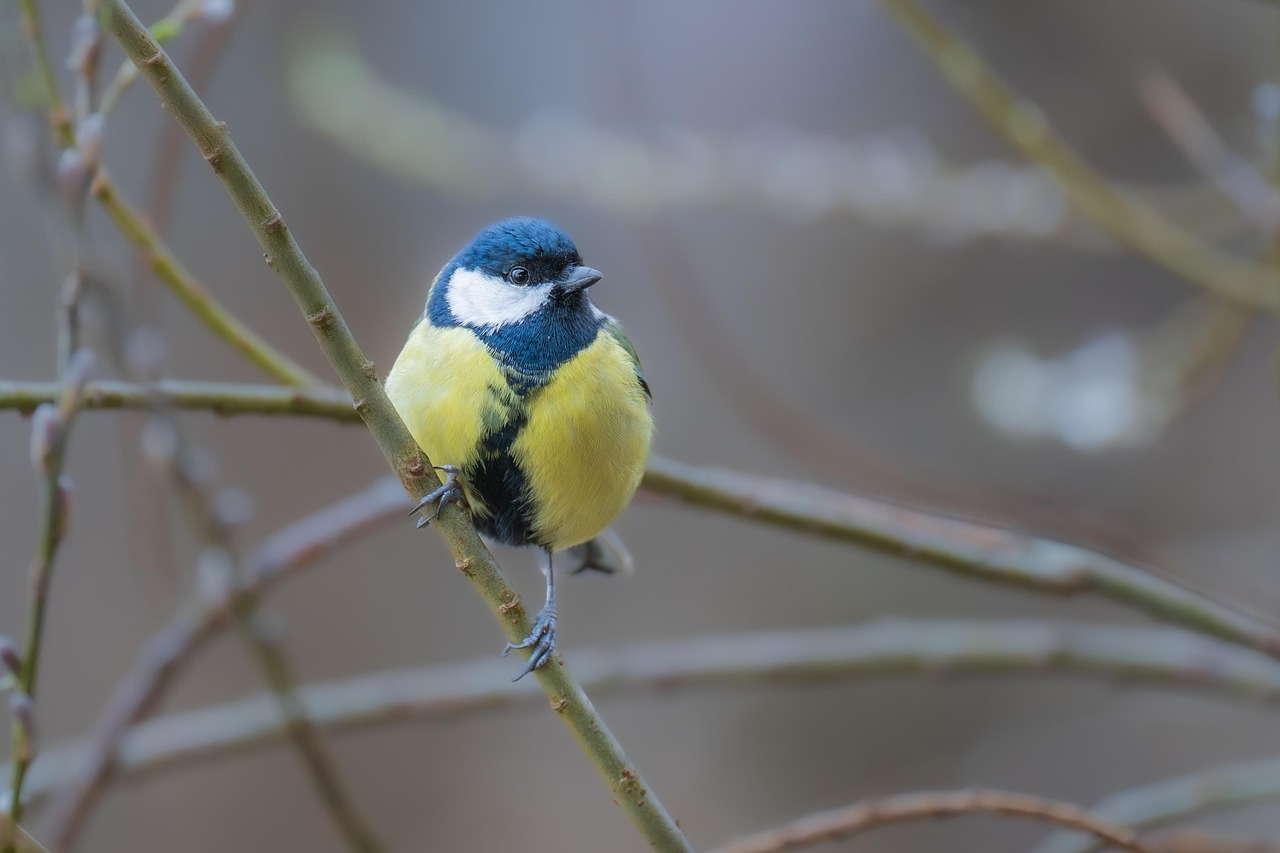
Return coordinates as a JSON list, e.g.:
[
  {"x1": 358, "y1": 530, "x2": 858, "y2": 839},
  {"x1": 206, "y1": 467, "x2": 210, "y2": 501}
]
[
  {"x1": 513, "y1": 333, "x2": 653, "y2": 551},
  {"x1": 385, "y1": 321, "x2": 652, "y2": 552}
]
